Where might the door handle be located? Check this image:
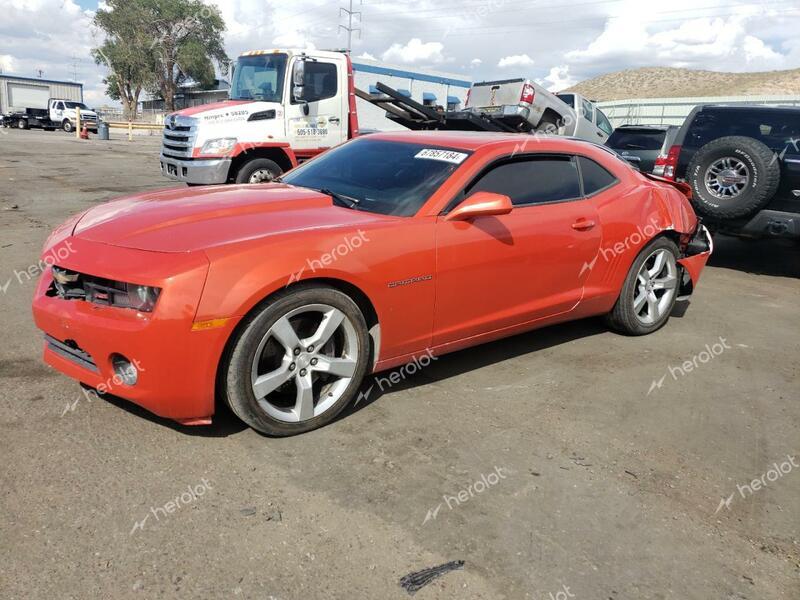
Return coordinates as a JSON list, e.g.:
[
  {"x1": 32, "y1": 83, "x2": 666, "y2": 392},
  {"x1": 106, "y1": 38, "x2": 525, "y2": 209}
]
[
  {"x1": 329, "y1": 117, "x2": 341, "y2": 124},
  {"x1": 572, "y1": 218, "x2": 596, "y2": 231}
]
